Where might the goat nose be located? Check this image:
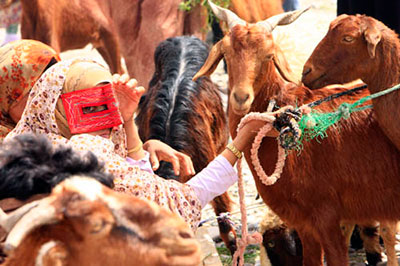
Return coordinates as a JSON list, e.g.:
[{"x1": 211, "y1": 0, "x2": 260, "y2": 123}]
[
  {"x1": 233, "y1": 92, "x2": 250, "y2": 105},
  {"x1": 302, "y1": 66, "x2": 312, "y2": 78}
]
